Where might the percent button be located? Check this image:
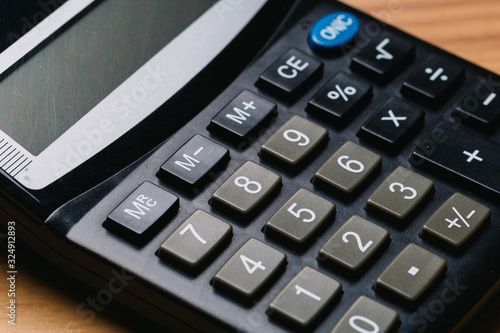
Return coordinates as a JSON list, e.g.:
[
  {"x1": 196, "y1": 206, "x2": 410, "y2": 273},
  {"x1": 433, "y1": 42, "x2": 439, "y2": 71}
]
[{"x1": 307, "y1": 72, "x2": 372, "y2": 122}]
